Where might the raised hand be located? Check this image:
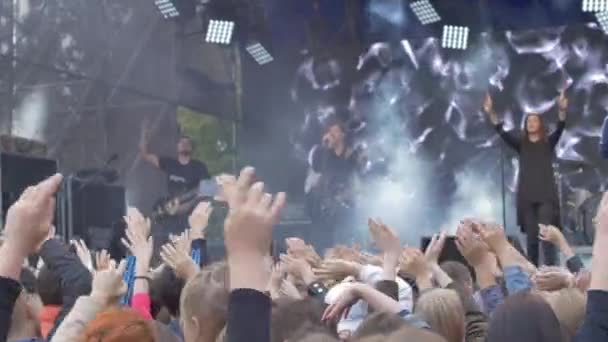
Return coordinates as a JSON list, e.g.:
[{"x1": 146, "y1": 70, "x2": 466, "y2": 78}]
[
  {"x1": 95, "y1": 250, "x2": 112, "y2": 271},
  {"x1": 189, "y1": 201, "x2": 213, "y2": 239},
  {"x1": 124, "y1": 207, "x2": 151, "y2": 239},
  {"x1": 425, "y1": 231, "x2": 447, "y2": 266},
  {"x1": 313, "y1": 259, "x2": 362, "y2": 281},
  {"x1": 280, "y1": 254, "x2": 316, "y2": 285},
  {"x1": 476, "y1": 222, "x2": 508, "y2": 254},
  {"x1": 72, "y1": 239, "x2": 93, "y2": 271},
  {"x1": 160, "y1": 242, "x2": 199, "y2": 280},
  {"x1": 121, "y1": 227, "x2": 153, "y2": 274},
  {"x1": 558, "y1": 90, "x2": 568, "y2": 120},
  {"x1": 399, "y1": 248, "x2": 431, "y2": 285},
  {"x1": 368, "y1": 218, "x2": 401, "y2": 255},
  {"x1": 223, "y1": 166, "x2": 287, "y2": 291},
  {"x1": 279, "y1": 279, "x2": 303, "y2": 300},
  {"x1": 533, "y1": 267, "x2": 574, "y2": 291},
  {"x1": 456, "y1": 223, "x2": 491, "y2": 268},
  {"x1": 322, "y1": 283, "x2": 360, "y2": 323},
  {"x1": 538, "y1": 224, "x2": 565, "y2": 246},
  {"x1": 171, "y1": 229, "x2": 193, "y2": 256},
  {"x1": 90, "y1": 259, "x2": 128, "y2": 305},
  {"x1": 483, "y1": 93, "x2": 499, "y2": 125},
  {"x1": 4, "y1": 174, "x2": 63, "y2": 256}
]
